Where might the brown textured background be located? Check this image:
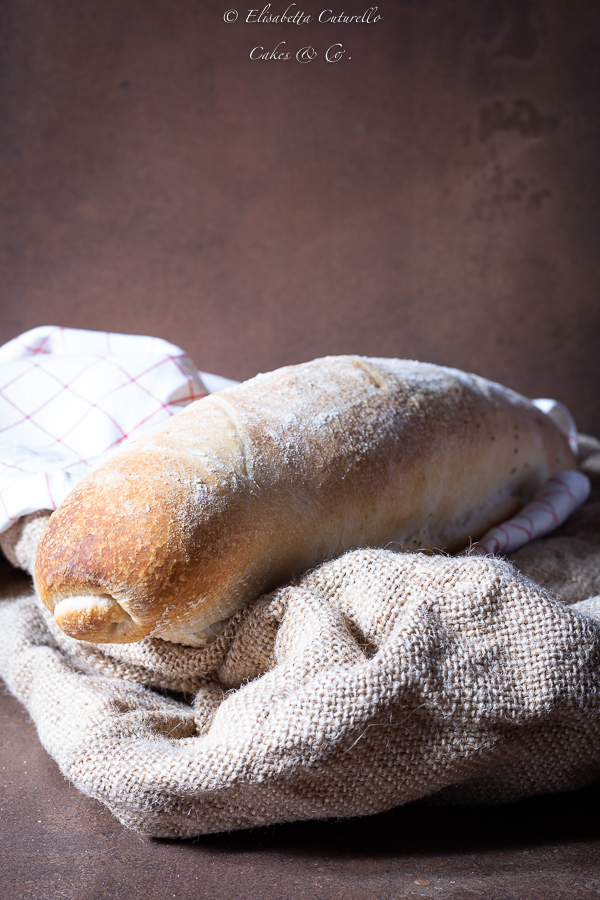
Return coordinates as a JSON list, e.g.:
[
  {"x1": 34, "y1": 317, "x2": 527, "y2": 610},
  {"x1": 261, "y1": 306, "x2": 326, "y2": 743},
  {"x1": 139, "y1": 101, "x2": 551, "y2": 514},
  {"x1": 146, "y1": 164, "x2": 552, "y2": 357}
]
[
  {"x1": 1, "y1": 0, "x2": 599, "y2": 430},
  {"x1": 2, "y1": 1, "x2": 600, "y2": 895}
]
